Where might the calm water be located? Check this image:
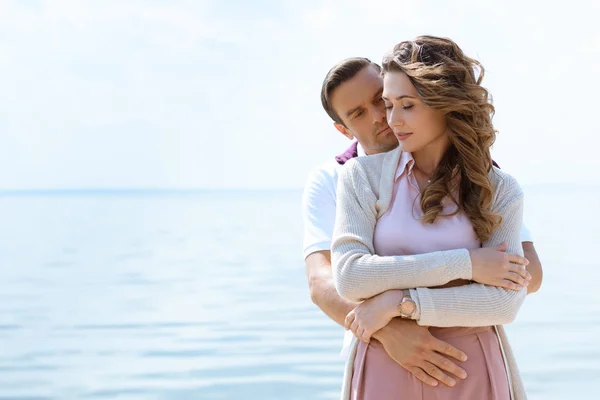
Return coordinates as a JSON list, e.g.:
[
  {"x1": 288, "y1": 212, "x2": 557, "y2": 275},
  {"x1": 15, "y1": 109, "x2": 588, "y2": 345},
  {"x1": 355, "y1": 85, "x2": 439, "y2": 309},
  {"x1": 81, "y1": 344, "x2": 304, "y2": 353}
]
[{"x1": 0, "y1": 185, "x2": 598, "y2": 399}]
